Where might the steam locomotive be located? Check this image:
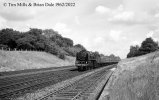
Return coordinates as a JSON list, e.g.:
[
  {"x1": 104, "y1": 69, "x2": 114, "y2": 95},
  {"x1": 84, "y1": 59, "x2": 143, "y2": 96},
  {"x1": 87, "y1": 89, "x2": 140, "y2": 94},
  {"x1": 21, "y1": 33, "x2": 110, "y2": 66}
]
[{"x1": 75, "y1": 50, "x2": 120, "y2": 71}]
